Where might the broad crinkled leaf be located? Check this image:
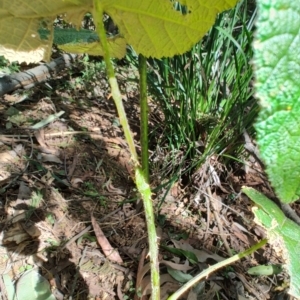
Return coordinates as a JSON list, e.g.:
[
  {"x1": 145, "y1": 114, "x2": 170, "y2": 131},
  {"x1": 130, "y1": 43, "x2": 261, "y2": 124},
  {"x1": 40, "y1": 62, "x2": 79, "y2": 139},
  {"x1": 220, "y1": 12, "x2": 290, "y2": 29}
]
[
  {"x1": 0, "y1": 0, "x2": 238, "y2": 63},
  {"x1": 102, "y1": 0, "x2": 238, "y2": 58},
  {"x1": 0, "y1": 0, "x2": 90, "y2": 19},
  {"x1": 253, "y1": 1, "x2": 300, "y2": 202},
  {"x1": 243, "y1": 187, "x2": 300, "y2": 298},
  {"x1": 0, "y1": 0, "x2": 92, "y2": 63},
  {"x1": 0, "y1": 17, "x2": 53, "y2": 63}
]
